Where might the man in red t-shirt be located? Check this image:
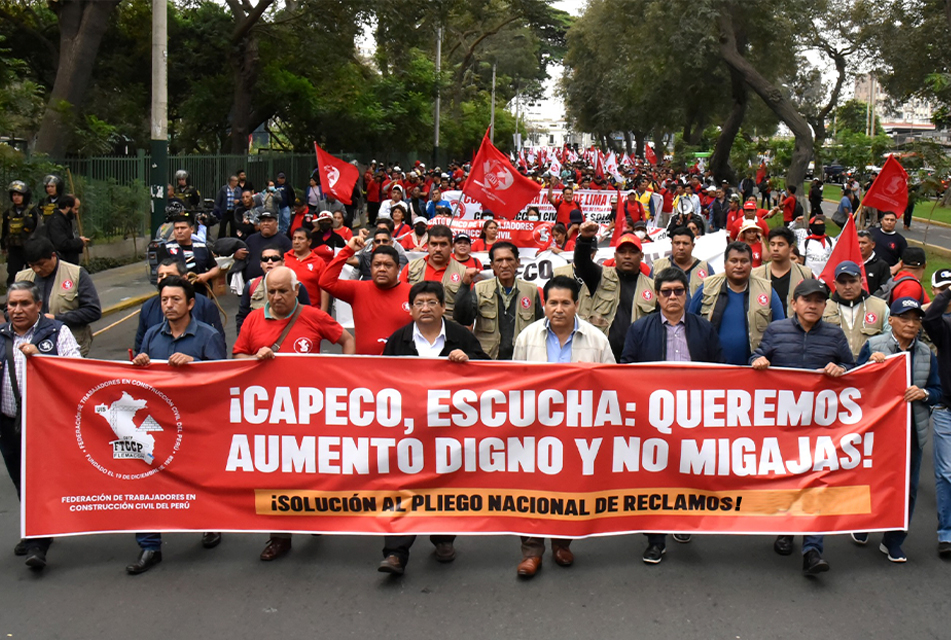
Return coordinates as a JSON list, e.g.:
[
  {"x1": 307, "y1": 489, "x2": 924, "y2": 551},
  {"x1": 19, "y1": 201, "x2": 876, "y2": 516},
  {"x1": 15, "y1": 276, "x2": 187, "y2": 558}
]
[
  {"x1": 890, "y1": 247, "x2": 931, "y2": 304},
  {"x1": 728, "y1": 200, "x2": 770, "y2": 239},
  {"x1": 233, "y1": 266, "x2": 355, "y2": 563},
  {"x1": 547, "y1": 183, "x2": 582, "y2": 227},
  {"x1": 320, "y1": 233, "x2": 413, "y2": 354},
  {"x1": 782, "y1": 185, "x2": 801, "y2": 225}
]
